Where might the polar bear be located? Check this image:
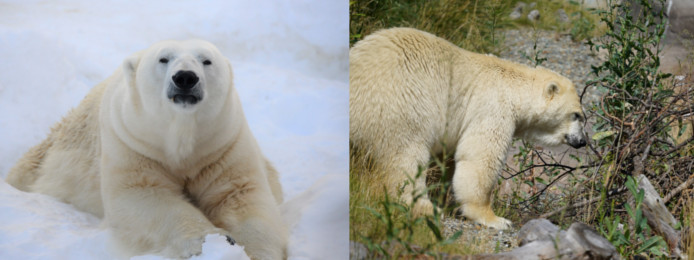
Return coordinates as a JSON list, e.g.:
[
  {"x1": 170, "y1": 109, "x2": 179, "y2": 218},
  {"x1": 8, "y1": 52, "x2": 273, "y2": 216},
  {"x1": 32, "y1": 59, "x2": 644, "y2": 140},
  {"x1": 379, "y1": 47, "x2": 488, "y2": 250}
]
[
  {"x1": 5, "y1": 40, "x2": 287, "y2": 259},
  {"x1": 350, "y1": 28, "x2": 586, "y2": 229}
]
